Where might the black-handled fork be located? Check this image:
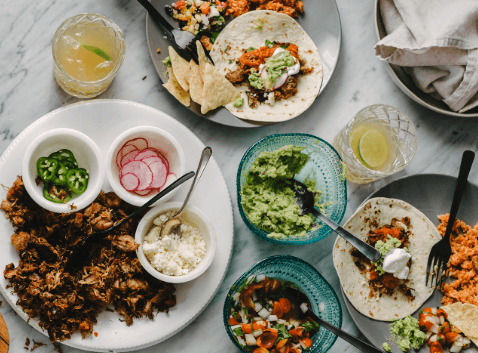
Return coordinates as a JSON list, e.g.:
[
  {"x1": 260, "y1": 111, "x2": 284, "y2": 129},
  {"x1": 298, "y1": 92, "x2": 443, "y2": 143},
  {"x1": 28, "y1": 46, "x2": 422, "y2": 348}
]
[
  {"x1": 425, "y1": 150, "x2": 475, "y2": 288},
  {"x1": 136, "y1": 0, "x2": 214, "y2": 64}
]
